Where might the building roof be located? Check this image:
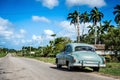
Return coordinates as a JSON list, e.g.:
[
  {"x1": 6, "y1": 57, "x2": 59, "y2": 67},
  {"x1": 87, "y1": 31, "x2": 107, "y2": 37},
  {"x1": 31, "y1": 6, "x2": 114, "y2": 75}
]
[{"x1": 94, "y1": 44, "x2": 105, "y2": 50}]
